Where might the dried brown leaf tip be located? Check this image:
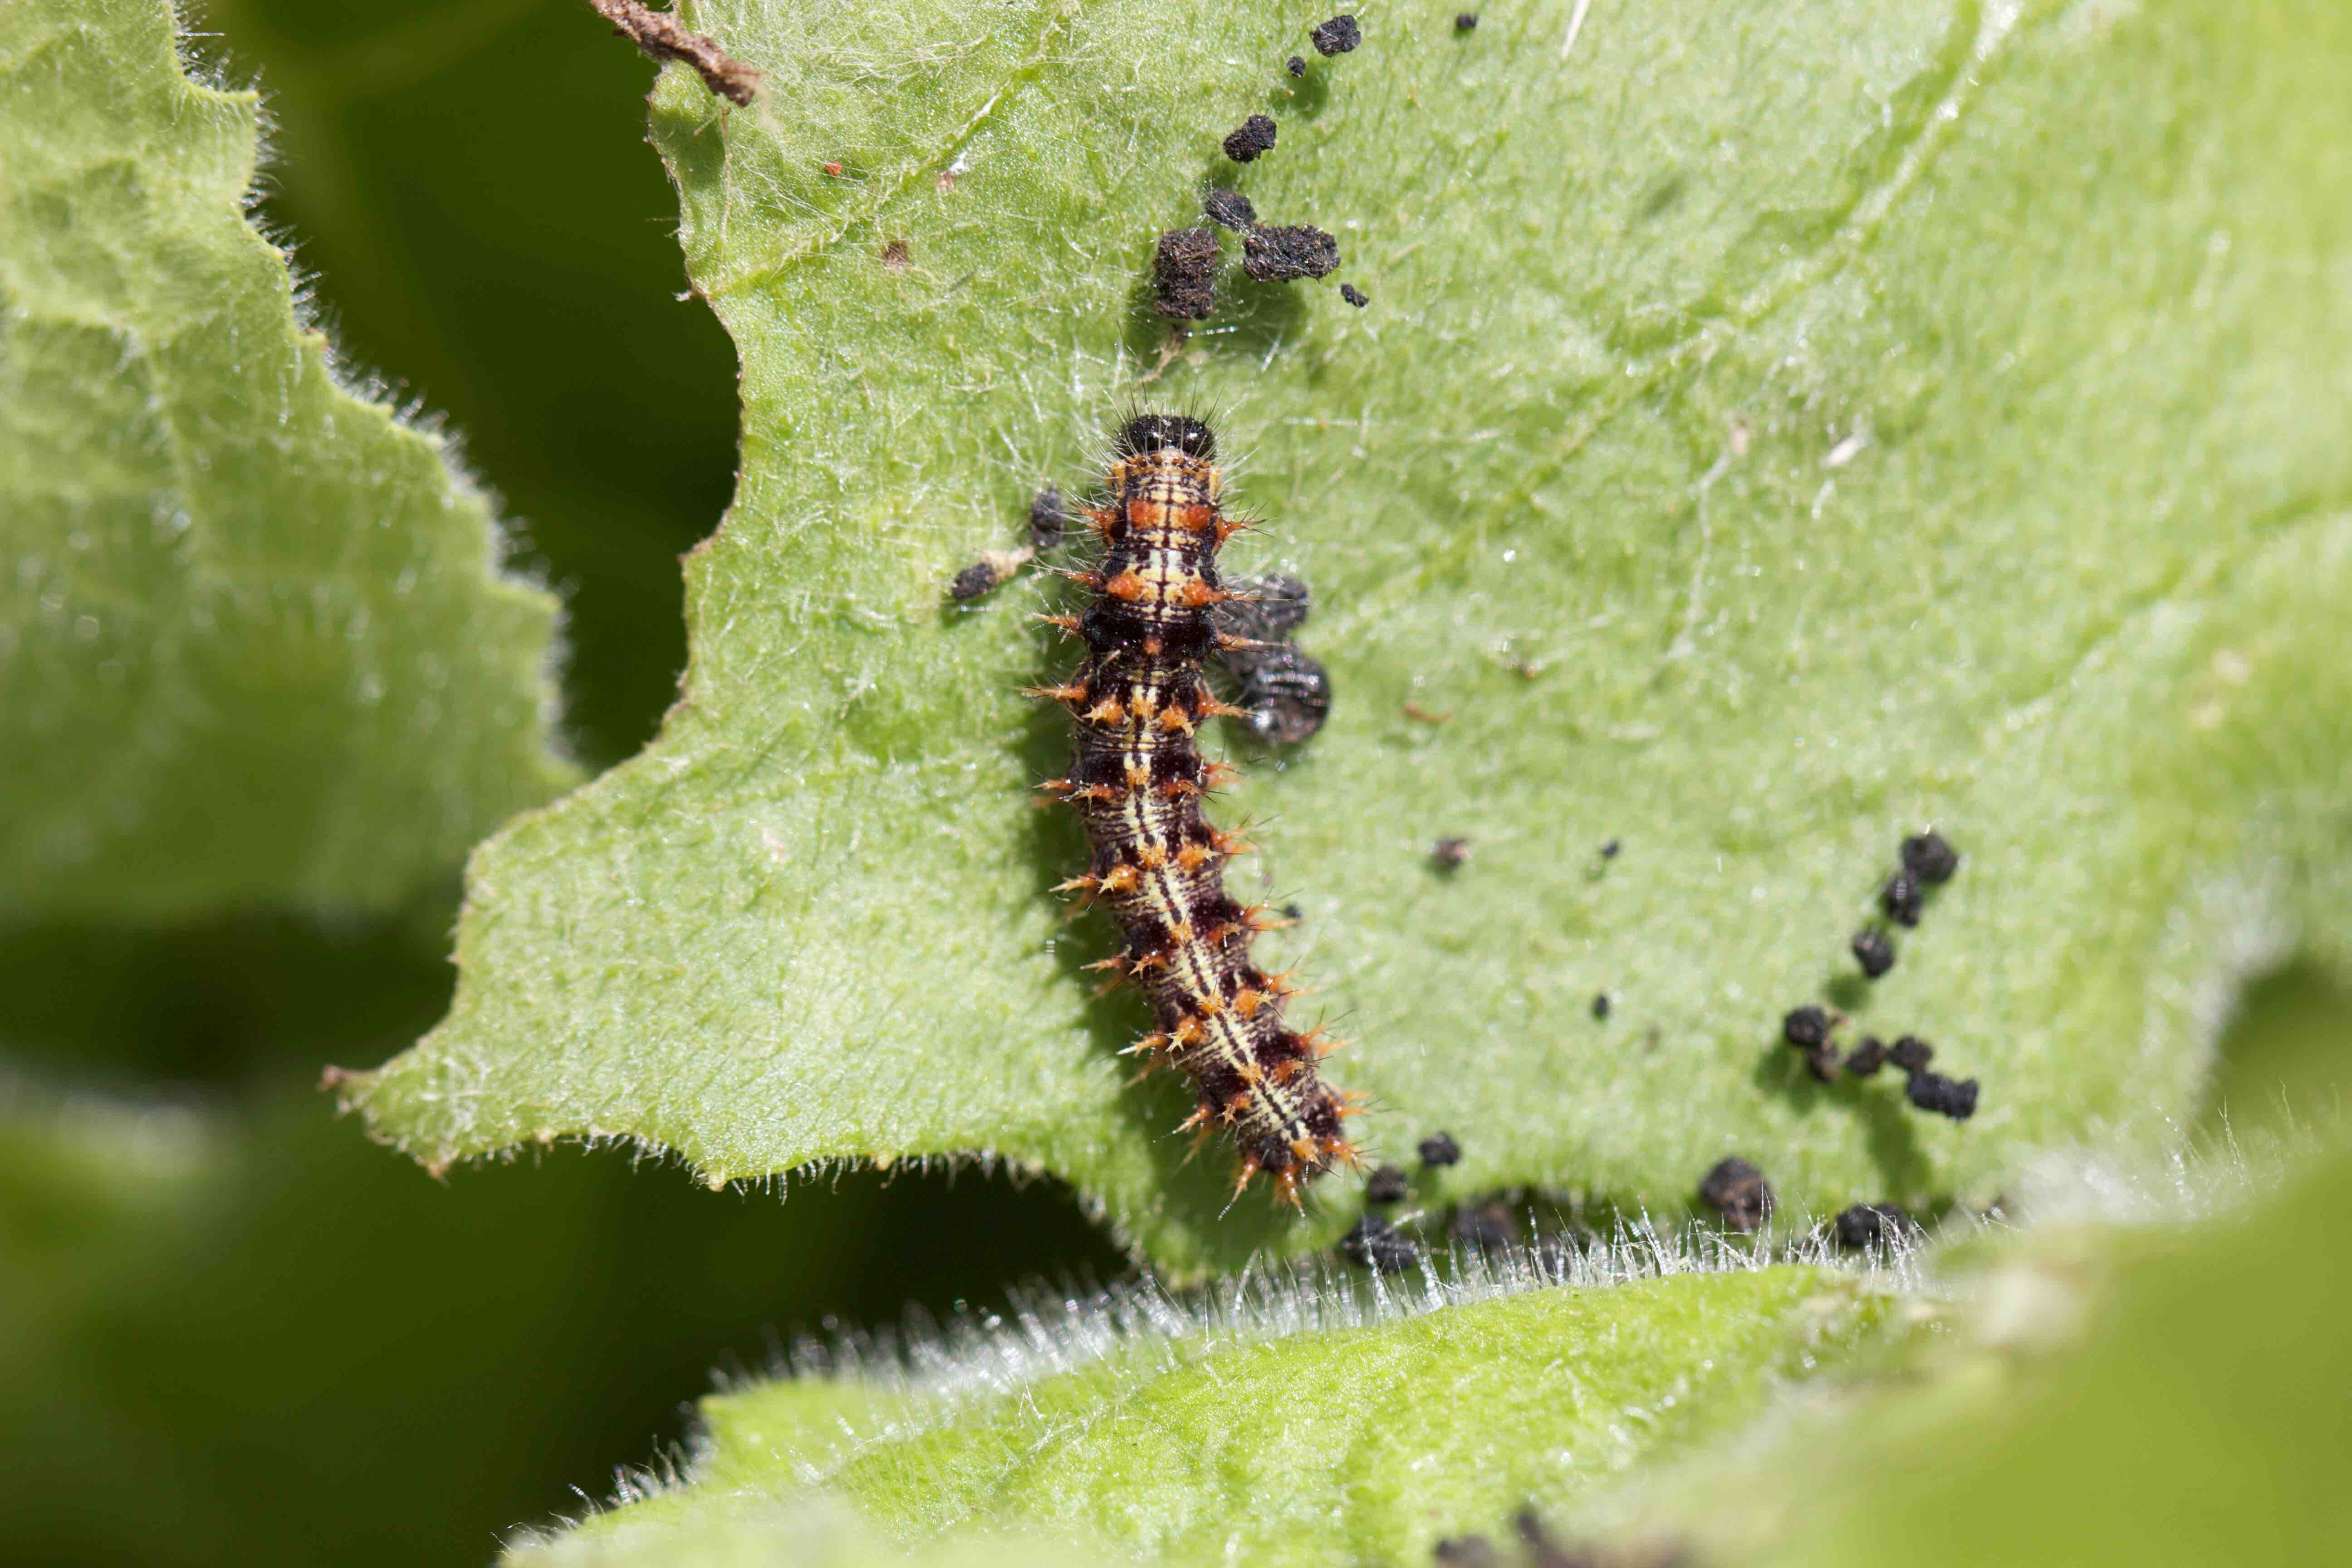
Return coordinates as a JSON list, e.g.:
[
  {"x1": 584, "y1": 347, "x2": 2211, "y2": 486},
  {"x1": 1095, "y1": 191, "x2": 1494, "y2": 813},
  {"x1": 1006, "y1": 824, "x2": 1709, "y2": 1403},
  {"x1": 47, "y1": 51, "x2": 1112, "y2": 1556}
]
[{"x1": 589, "y1": 1, "x2": 762, "y2": 106}]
